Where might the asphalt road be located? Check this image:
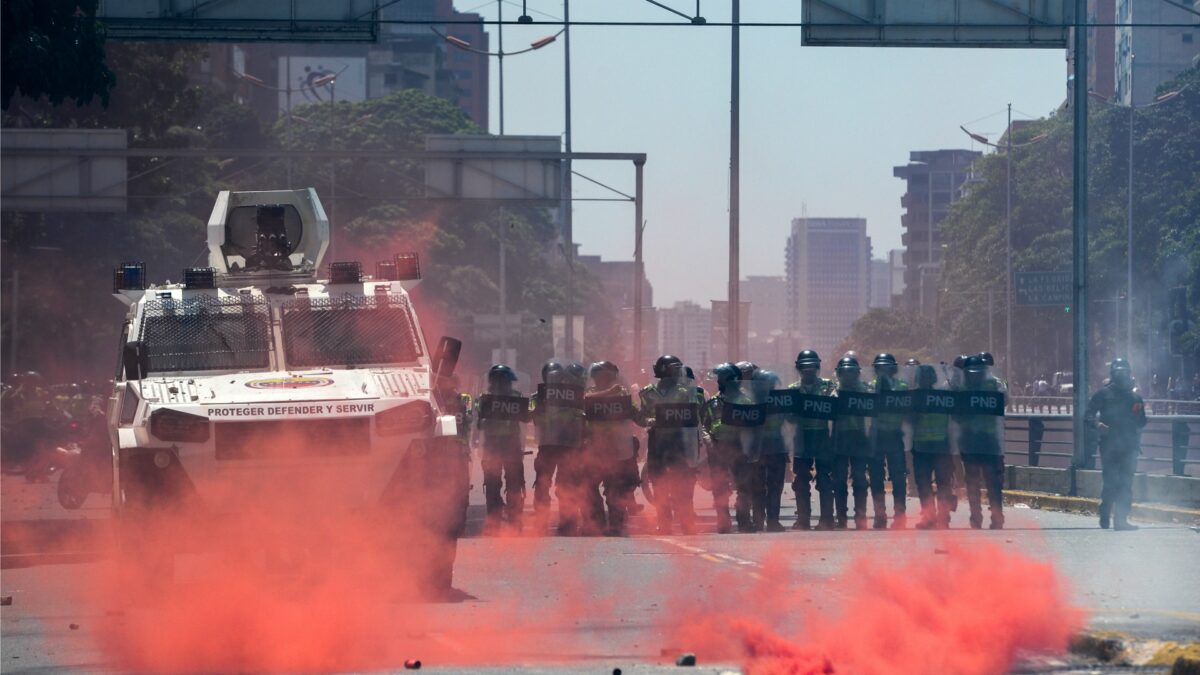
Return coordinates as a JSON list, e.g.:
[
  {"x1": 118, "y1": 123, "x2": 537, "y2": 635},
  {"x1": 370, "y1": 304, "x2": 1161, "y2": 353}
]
[{"x1": 2, "y1": 461, "x2": 1198, "y2": 674}]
